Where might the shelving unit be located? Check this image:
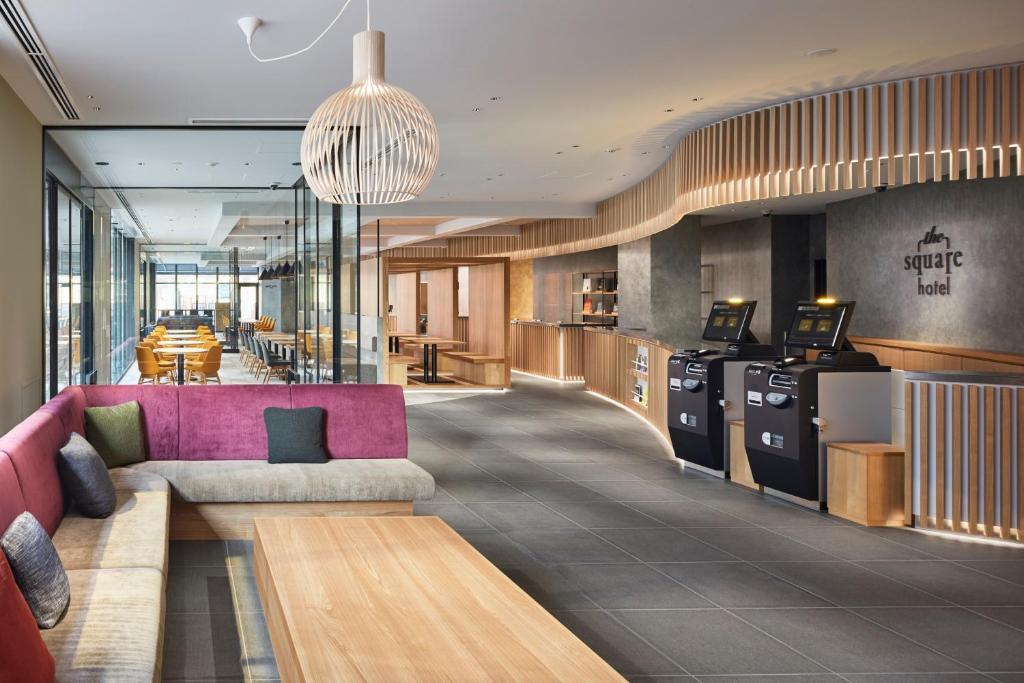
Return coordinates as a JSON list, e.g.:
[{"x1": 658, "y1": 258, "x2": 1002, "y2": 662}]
[
  {"x1": 571, "y1": 269, "x2": 618, "y2": 325},
  {"x1": 626, "y1": 339, "x2": 649, "y2": 408}
]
